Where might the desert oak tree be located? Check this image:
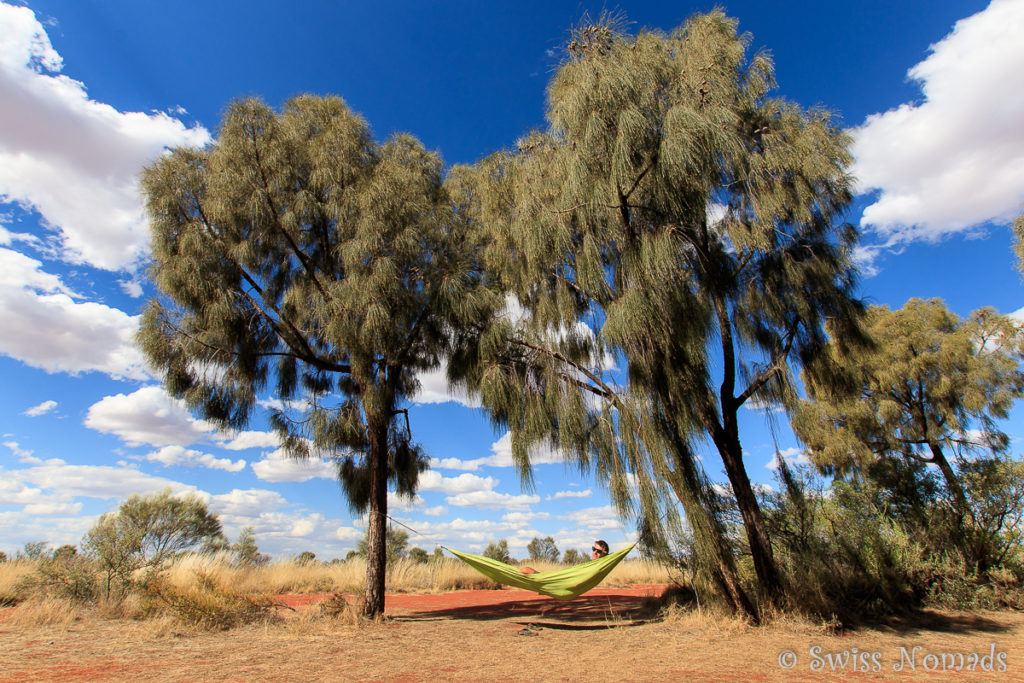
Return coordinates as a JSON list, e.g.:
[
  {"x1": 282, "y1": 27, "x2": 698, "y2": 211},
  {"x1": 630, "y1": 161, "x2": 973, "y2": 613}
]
[
  {"x1": 794, "y1": 298, "x2": 1024, "y2": 516},
  {"x1": 453, "y1": 12, "x2": 863, "y2": 607},
  {"x1": 139, "y1": 96, "x2": 494, "y2": 617}
]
